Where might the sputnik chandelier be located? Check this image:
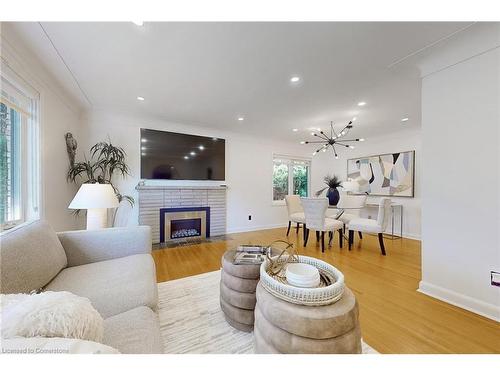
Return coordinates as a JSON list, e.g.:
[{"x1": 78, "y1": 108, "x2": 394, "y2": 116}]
[{"x1": 301, "y1": 120, "x2": 365, "y2": 158}]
